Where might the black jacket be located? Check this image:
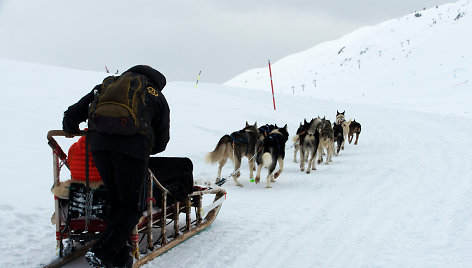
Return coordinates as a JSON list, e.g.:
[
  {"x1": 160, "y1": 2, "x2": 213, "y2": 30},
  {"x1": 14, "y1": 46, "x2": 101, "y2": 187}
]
[{"x1": 63, "y1": 66, "x2": 170, "y2": 160}]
